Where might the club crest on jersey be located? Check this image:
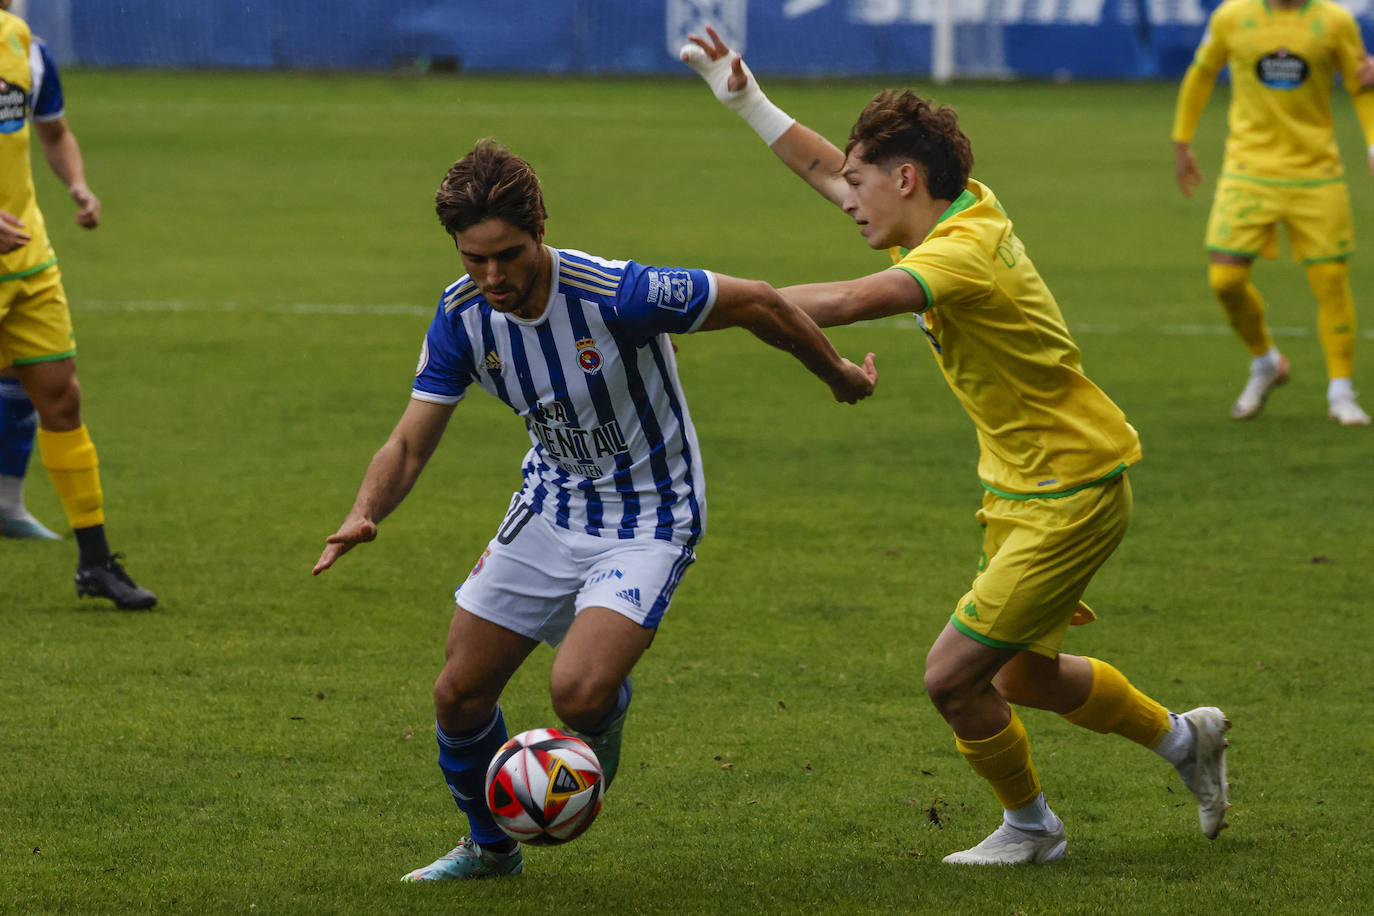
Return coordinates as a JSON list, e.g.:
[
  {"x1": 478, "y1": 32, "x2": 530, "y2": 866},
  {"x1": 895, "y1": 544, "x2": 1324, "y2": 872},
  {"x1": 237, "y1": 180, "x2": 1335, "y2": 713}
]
[
  {"x1": 1256, "y1": 49, "x2": 1308, "y2": 89},
  {"x1": 469, "y1": 547, "x2": 491, "y2": 578},
  {"x1": 0, "y1": 79, "x2": 28, "y2": 135},
  {"x1": 575, "y1": 337, "x2": 603, "y2": 374}
]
